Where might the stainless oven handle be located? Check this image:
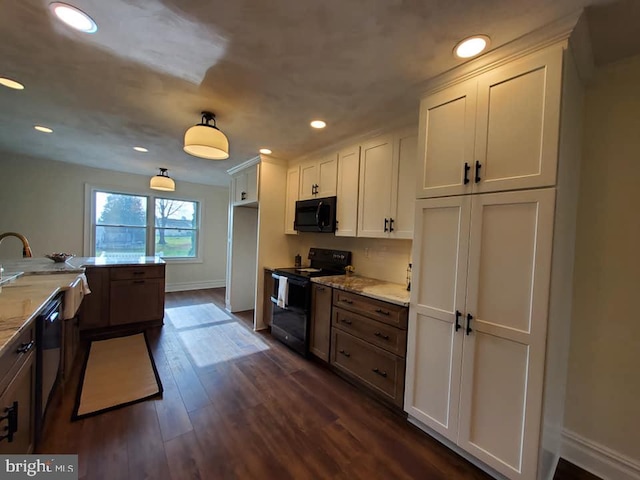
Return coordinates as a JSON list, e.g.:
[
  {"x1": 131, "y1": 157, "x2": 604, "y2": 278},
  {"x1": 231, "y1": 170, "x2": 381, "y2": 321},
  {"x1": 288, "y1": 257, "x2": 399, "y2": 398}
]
[
  {"x1": 272, "y1": 273, "x2": 308, "y2": 288},
  {"x1": 270, "y1": 296, "x2": 284, "y2": 308}
]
